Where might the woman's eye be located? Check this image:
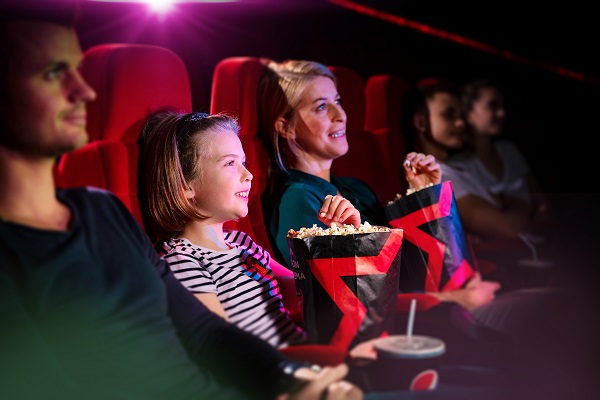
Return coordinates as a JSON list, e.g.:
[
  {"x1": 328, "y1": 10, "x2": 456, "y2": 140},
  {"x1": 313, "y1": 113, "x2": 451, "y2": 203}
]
[
  {"x1": 225, "y1": 160, "x2": 235, "y2": 166},
  {"x1": 316, "y1": 103, "x2": 326, "y2": 111},
  {"x1": 242, "y1": 161, "x2": 248, "y2": 168},
  {"x1": 336, "y1": 97, "x2": 342, "y2": 106}
]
